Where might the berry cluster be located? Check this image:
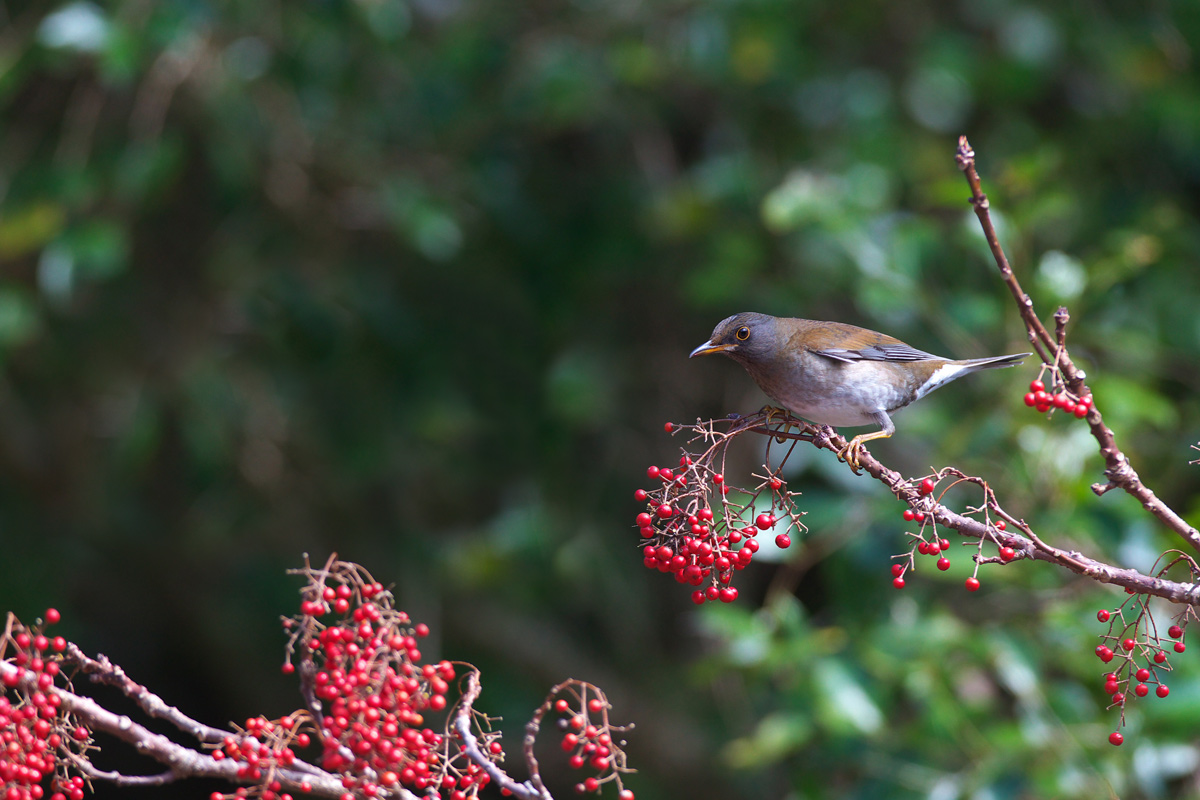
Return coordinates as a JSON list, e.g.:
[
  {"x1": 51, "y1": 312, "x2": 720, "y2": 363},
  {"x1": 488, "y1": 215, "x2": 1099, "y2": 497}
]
[
  {"x1": 890, "y1": 473, "x2": 1019, "y2": 593},
  {"x1": 273, "y1": 561, "x2": 494, "y2": 800},
  {"x1": 1022, "y1": 378, "x2": 1092, "y2": 418},
  {"x1": 1094, "y1": 604, "x2": 1185, "y2": 746},
  {"x1": 549, "y1": 686, "x2": 634, "y2": 798},
  {"x1": 633, "y1": 419, "x2": 804, "y2": 603},
  {"x1": 0, "y1": 610, "x2": 89, "y2": 800}
]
